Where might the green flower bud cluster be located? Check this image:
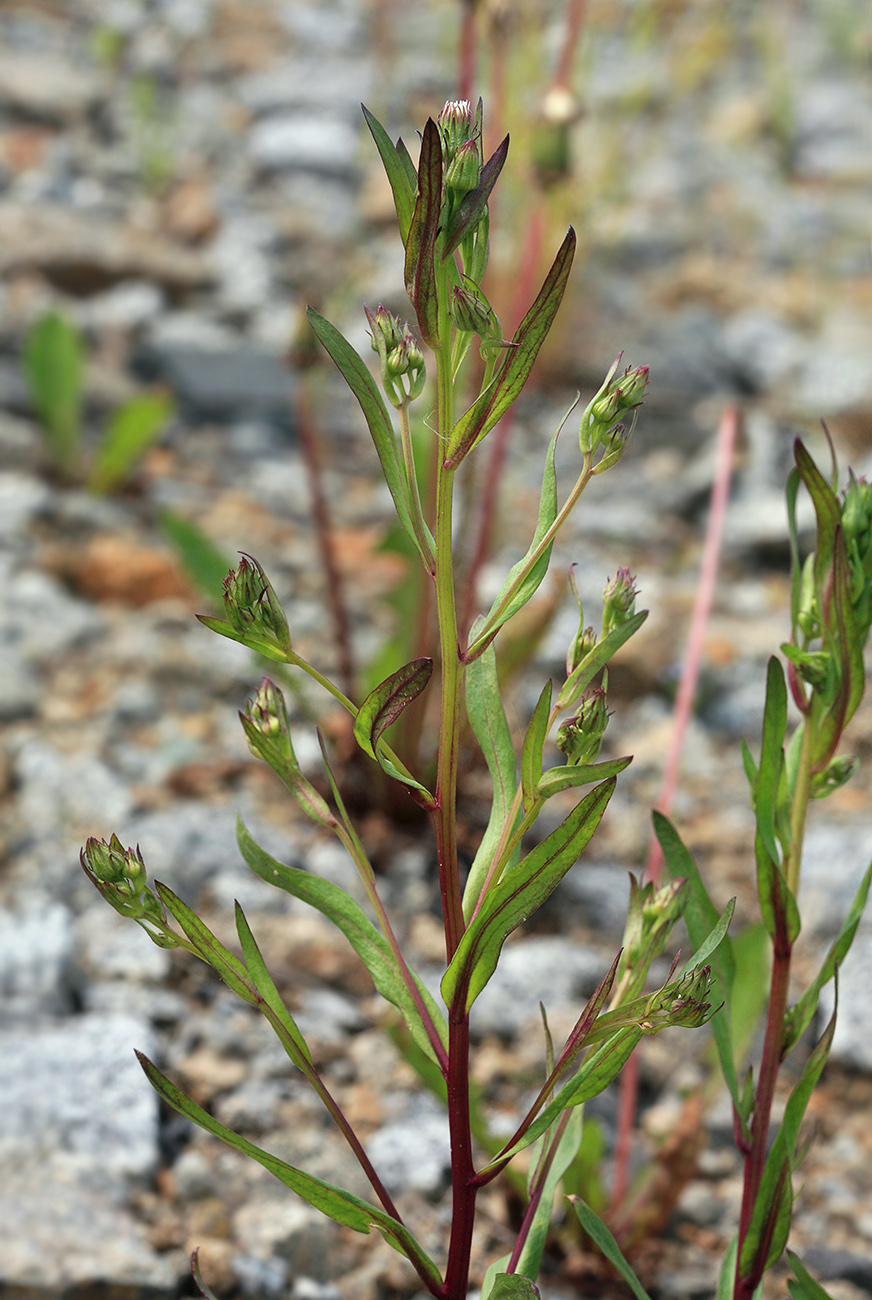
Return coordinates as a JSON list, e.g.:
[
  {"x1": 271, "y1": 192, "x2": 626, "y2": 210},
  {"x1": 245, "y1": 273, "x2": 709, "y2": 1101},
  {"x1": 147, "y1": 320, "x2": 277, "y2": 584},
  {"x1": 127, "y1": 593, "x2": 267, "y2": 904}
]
[
  {"x1": 619, "y1": 875, "x2": 689, "y2": 997},
  {"x1": 642, "y1": 964, "x2": 714, "y2": 1032},
  {"x1": 602, "y1": 567, "x2": 638, "y2": 636},
  {"x1": 556, "y1": 686, "x2": 609, "y2": 765},
  {"x1": 241, "y1": 678, "x2": 296, "y2": 772},
  {"x1": 436, "y1": 99, "x2": 482, "y2": 197},
  {"x1": 579, "y1": 356, "x2": 649, "y2": 468},
  {"x1": 80, "y1": 836, "x2": 180, "y2": 947},
  {"x1": 366, "y1": 305, "x2": 426, "y2": 408},
  {"x1": 223, "y1": 555, "x2": 292, "y2": 657},
  {"x1": 841, "y1": 473, "x2": 872, "y2": 639}
]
